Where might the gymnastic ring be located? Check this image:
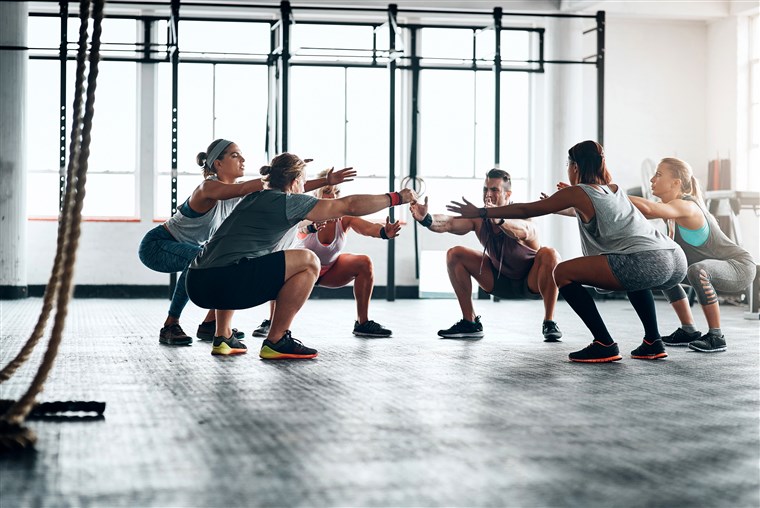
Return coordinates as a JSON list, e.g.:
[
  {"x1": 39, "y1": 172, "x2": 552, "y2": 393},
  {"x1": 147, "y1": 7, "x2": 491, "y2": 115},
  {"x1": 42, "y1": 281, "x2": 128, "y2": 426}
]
[{"x1": 401, "y1": 175, "x2": 426, "y2": 197}]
